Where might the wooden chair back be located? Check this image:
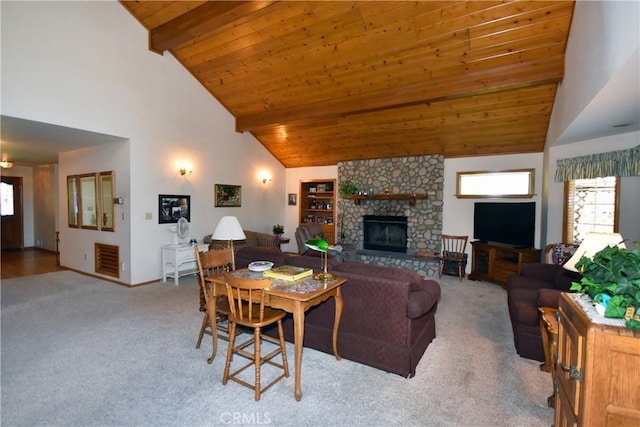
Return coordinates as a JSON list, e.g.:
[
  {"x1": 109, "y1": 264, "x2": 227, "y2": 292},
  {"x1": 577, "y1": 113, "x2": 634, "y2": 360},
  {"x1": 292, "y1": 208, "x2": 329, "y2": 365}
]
[
  {"x1": 223, "y1": 272, "x2": 277, "y2": 326},
  {"x1": 441, "y1": 235, "x2": 468, "y2": 260},
  {"x1": 195, "y1": 244, "x2": 235, "y2": 304}
]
